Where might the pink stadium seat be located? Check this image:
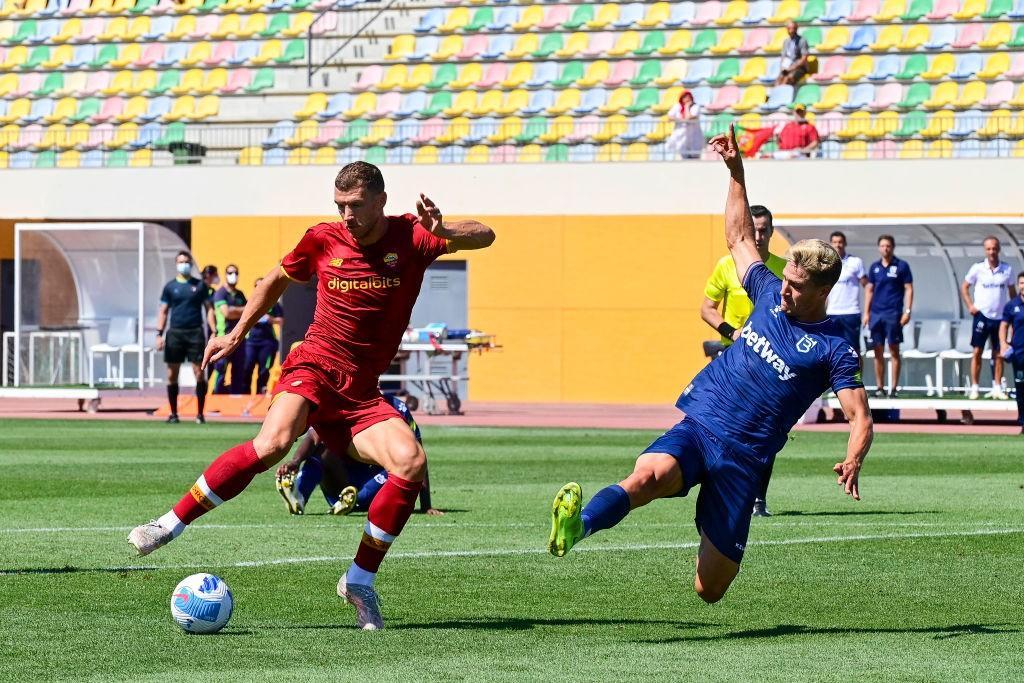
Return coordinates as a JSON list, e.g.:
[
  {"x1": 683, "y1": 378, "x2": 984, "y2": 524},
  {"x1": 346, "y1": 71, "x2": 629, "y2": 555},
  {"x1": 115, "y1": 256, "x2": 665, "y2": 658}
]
[
  {"x1": 352, "y1": 64, "x2": 383, "y2": 92},
  {"x1": 1005, "y1": 53, "x2": 1024, "y2": 79},
  {"x1": 490, "y1": 145, "x2": 516, "y2": 163},
  {"x1": 136, "y1": 44, "x2": 163, "y2": 68},
  {"x1": 583, "y1": 32, "x2": 614, "y2": 57},
  {"x1": 222, "y1": 67, "x2": 252, "y2": 93},
  {"x1": 193, "y1": 15, "x2": 218, "y2": 39},
  {"x1": 739, "y1": 28, "x2": 771, "y2": 53},
  {"x1": 15, "y1": 125, "x2": 43, "y2": 152},
  {"x1": 312, "y1": 0, "x2": 336, "y2": 10},
  {"x1": 77, "y1": 18, "x2": 103, "y2": 42},
  {"x1": 84, "y1": 71, "x2": 111, "y2": 95},
  {"x1": 456, "y1": 34, "x2": 487, "y2": 60},
  {"x1": 85, "y1": 123, "x2": 114, "y2": 149},
  {"x1": 848, "y1": 0, "x2": 881, "y2": 20},
  {"x1": 475, "y1": 62, "x2": 508, "y2": 89},
  {"x1": 17, "y1": 73, "x2": 41, "y2": 97},
  {"x1": 705, "y1": 85, "x2": 740, "y2": 111},
  {"x1": 870, "y1": 140, "x2": 897, "y2": 159},
  {"x1": 92, "y1": 96, "x2": 125, "y2": 123},
  {"x1": 312, "y1": 12, "x2": 337, "y2": 36},
  {"x1": 869, "y1": 82, "x2": 902, "y2": 109},
  {"x1": 691, "y1": 0, "x2": 722, "y2": 24},
  {"x1": 981, "y1": 80, "x2": 1014, "y2": 108},
  {"x1": 926, "y1": 0, "x2": 958, "y2": 18},
  {"x1": 412, "y1": 117, "x2": 443, "y2": 144},
  {"x1": 951, "y1": 23, "x2": 983, "y2": 48},
  {"x1": 817, "y1": 110, "x2": 844, "y2": 137},
  {"x1": 204, "y1": 42, "x2": 234, "y2": 67},
  {"x1": 60, "y1": 0, "x2": 89, "y2": 16},
  {"x1": 371, "y1": 91, "x2": 400, "y2": 118},
  {"x1": 566, "y1": 114, "x2": 599, "y2": 143},
  {"x1": 604, "y1": 59, "x2": 638, "y2": 87},
  {"x1": 312, "y1": 119, "x2": 343, "y2": 146},
  {"x1": 813, "y1": 55, "x2": 846, "y2": 82},
  {"x1": 538, "y1": 5, "x2": 570, "y2": 30}
]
